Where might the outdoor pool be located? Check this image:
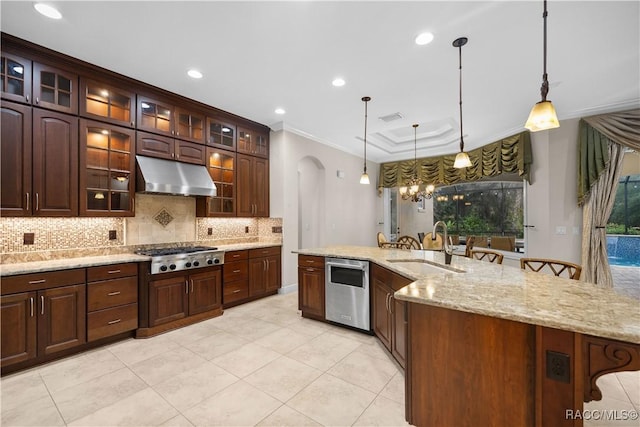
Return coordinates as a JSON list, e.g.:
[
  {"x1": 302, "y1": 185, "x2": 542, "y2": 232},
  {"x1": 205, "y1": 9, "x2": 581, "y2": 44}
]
[{"x1": 607, "y1": 235, "x2": 640, "y2": 267}]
